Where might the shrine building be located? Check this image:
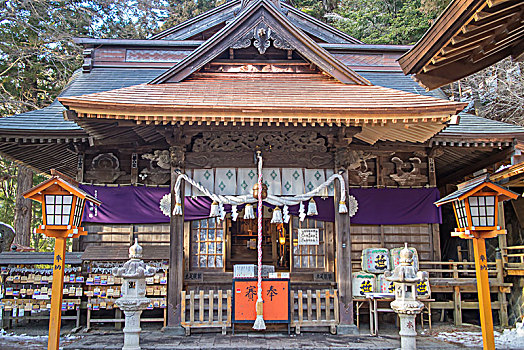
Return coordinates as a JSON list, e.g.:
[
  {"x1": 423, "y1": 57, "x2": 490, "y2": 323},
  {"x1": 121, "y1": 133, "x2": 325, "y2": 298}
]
[{"x1": 1, "y1": 0, "x2": 524, "y2": 334}]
